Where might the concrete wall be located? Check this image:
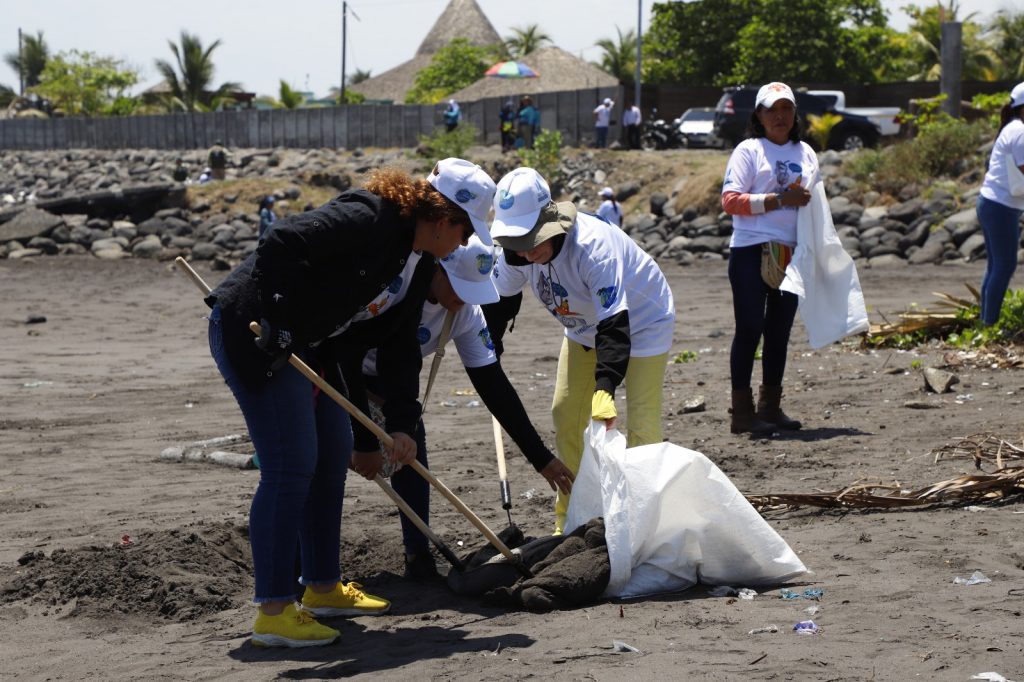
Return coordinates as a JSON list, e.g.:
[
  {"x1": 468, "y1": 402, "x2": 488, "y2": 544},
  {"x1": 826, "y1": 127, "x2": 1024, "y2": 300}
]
[{"x1": 0, "y1": 85, "x2": 623, "y2": 151}]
